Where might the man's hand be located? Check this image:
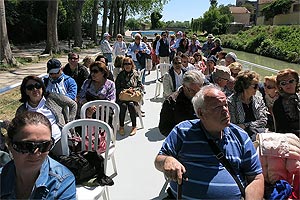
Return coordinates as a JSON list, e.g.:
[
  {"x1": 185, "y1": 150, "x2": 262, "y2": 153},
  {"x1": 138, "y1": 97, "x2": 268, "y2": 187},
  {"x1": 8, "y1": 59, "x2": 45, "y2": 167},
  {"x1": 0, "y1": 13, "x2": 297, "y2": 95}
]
[{"x1": 155, "y1": 155, "x2": 187, "y2": 184}]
